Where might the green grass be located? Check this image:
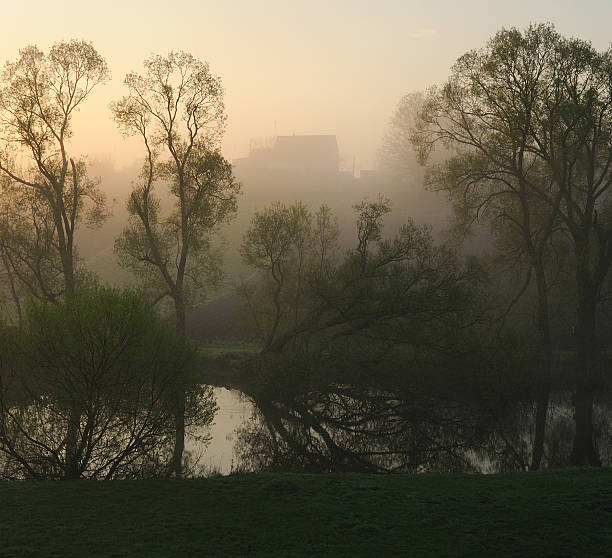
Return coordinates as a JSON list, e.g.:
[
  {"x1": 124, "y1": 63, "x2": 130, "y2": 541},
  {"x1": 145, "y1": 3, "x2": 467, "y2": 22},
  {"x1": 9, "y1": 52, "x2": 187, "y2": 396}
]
[
  {"x1": 198, "y1": 340, "x2": 261, "y2": 358},
  {"x1": 1, "y1": 469, "x2": 611, "y2": 557}
]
